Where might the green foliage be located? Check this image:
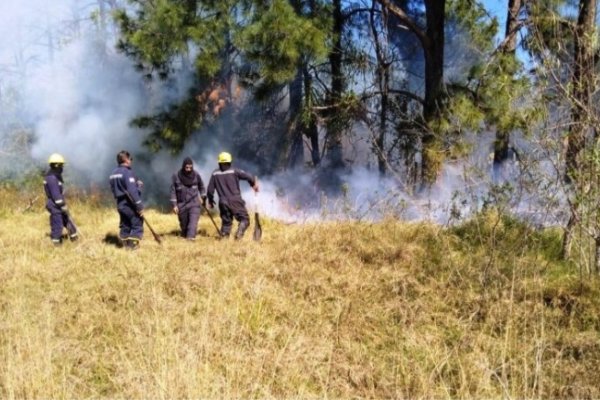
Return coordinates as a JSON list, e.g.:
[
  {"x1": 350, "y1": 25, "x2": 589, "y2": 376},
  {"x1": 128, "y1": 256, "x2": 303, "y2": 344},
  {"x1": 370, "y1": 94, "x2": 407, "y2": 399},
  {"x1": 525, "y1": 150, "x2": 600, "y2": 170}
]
[
  {"x1": 133, "y1": 95, "x2": 203, "y2": 153},
  {"x1": 235, "y1": 0, "x2": 329, "y2": 85},
  {"x1": 115, "y1": 0, "x2": 332, "y2": 158},
  {"x1": 525, "y1": 0, "x2": 576, "y2": 60},
  {"x1": 447, "y1": 0, "x2": 498, "y2": 52},
  {"x1": 115, "y1": 1, "x2": 238, "y2": 152},
  {"x1": 116, "y1": 0, "x2": 234, "y2": 78},
  {"x1": 443, "y1": 93, "x2": 486, "y2": 133},
  {"x1": 442, "y1": 16, "x2": 541, "y2": 149}
]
